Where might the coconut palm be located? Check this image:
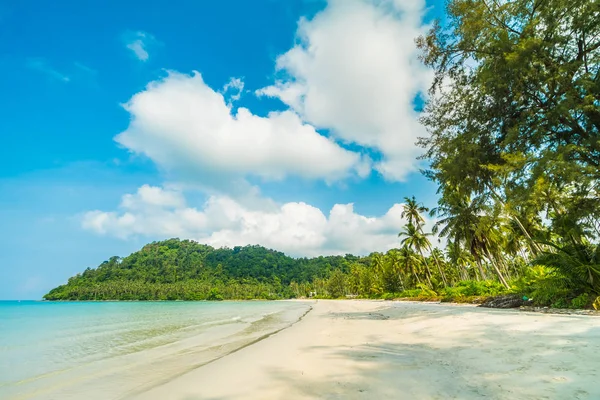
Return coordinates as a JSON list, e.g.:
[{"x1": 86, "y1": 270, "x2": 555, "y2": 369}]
[
  {"x1": 399, "y1": 223, "x2": 436, "y2": 287},
  {"x1": 399, "y1": 245, "x2": 423, "y2": 286},
  {"x1": 534, "y1": 242, "x2": 600, "y2": 294},
  {"x1": 401, "y1": 196, "x2": 429, "y2": 229},
  {"x1": 432, "y1": 192, "x2": 510, "y2": 288},
  {"x1": 386, "y1": 249, "x2": 406, "y2": 291}
]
